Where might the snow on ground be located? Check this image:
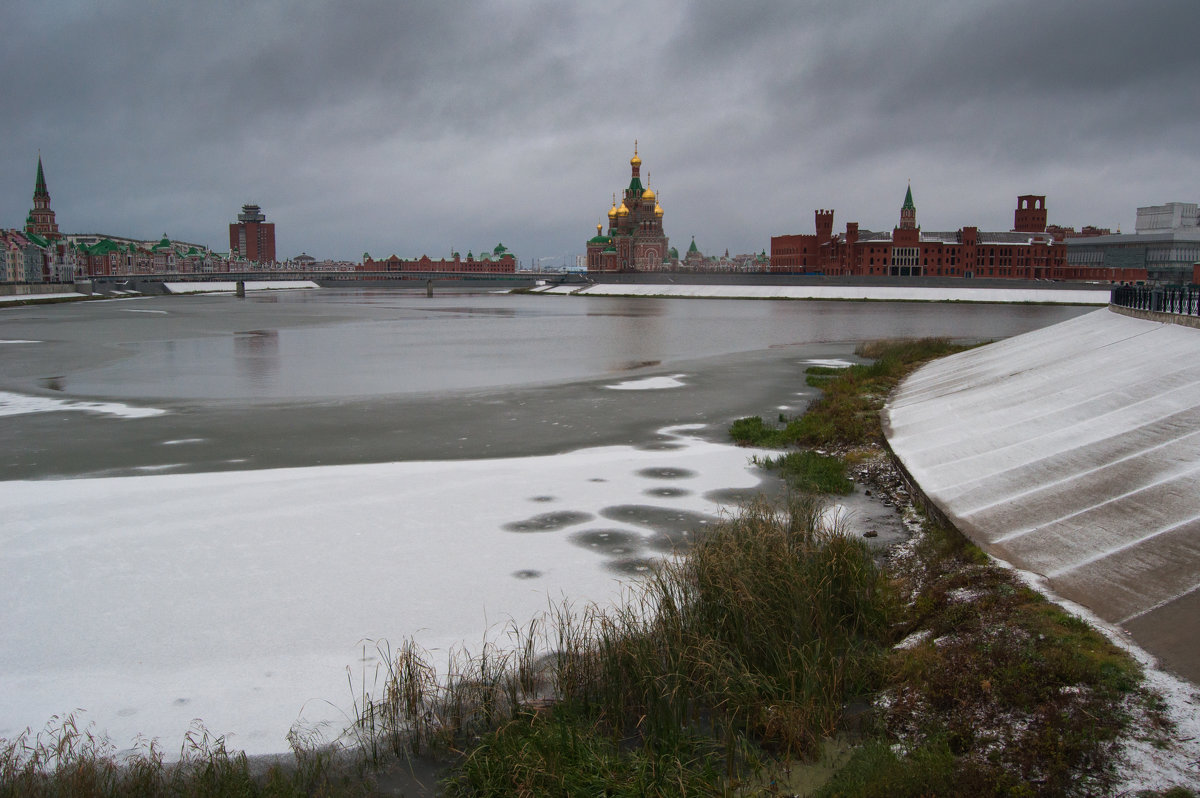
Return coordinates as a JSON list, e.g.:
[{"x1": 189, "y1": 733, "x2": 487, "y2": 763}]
[
  {"x1": 0, "y1": 390, "x2": 167, "y2": 419},
  {"x1": 0, "y1": 292, "x2": 86, "y2": 303},
  {"x1": 162, "y1": 281, "x2": 319, "y2": 294},
  {"x1": 0, "y1": 426, "x2": 770, "y2": 756},
  {"x1": 538, "y1": 283, "x2": 1109, "y2": 304},
  {"x1": 604, "y1": 373, "x2": 688, "y2": 390},
  {"x1": 0, "y1": 339, "x2": 41, "y2": 344},
  {"x1": 1003, "y1": 565, "x2": 1200, "y2": 793},
  {"x1": 803, "y1": 358, "x2": 854, "y2": 368}
]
